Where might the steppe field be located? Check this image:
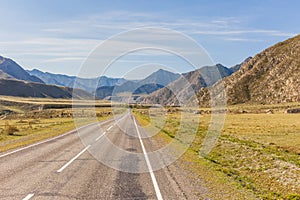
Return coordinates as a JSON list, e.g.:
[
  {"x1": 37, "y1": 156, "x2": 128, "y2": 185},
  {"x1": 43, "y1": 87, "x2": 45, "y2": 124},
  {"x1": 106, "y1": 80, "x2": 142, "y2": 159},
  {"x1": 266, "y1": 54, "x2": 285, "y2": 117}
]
[
  {"x1": 0, "y1": 95, "x2": 299, "y2": 199},
  {"x1": 133, "y1": 102, "x2": 300, "y2": 199},
  {"x1": 0, "y1": 96, "x2": 114, "y2": 152}
]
